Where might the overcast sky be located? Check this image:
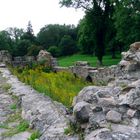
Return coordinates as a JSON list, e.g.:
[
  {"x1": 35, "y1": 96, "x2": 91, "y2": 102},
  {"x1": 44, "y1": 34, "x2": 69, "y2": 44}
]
[{"x1": 0, "y1": 0, "x2": 85, "y2": 34}]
